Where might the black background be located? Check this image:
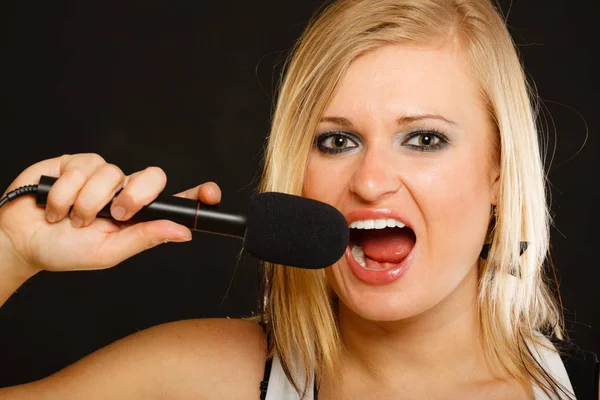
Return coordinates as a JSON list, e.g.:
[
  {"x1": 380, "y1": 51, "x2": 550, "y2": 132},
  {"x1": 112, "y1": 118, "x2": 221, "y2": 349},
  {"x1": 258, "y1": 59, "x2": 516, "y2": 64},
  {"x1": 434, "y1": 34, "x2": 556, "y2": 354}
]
[{"x1": 1, "y1": 0, "x2": 598, "y2": 387}]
